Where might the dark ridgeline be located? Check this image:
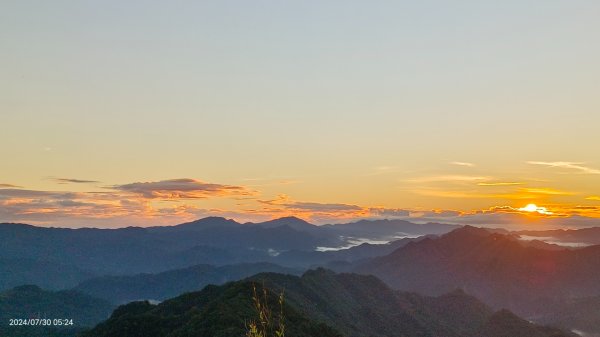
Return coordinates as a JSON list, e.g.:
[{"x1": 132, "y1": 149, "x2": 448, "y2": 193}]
[
  {"x1": 356, "y1": 225, "x2": 600, "y2": 334},
  {"x1": 3, "y1": 218, "x2": 600, "y2": 336},
  {"x1": 0, "y1": 217, "x2": 457, "y2": 289},
  {"x1": 82, "y1": 269, "x2": 574, "y2": 337},
  {"x1": 73, "y1": 262, "x2": 302, "y2": 304},
  {"x1": 0, "y1": 285, "x2": 113, "y2": 337}
]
